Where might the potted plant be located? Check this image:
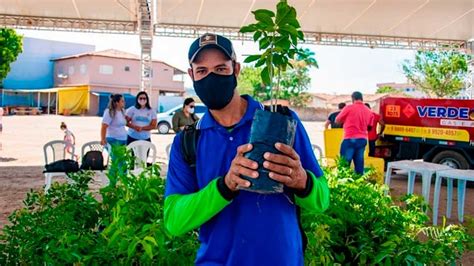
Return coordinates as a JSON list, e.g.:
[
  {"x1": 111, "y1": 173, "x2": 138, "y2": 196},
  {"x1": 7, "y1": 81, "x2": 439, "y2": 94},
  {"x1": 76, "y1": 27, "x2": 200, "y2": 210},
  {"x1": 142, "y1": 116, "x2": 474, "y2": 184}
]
[{"x1": 239, "y1": 0, "x2": 316, "y2": 193}]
